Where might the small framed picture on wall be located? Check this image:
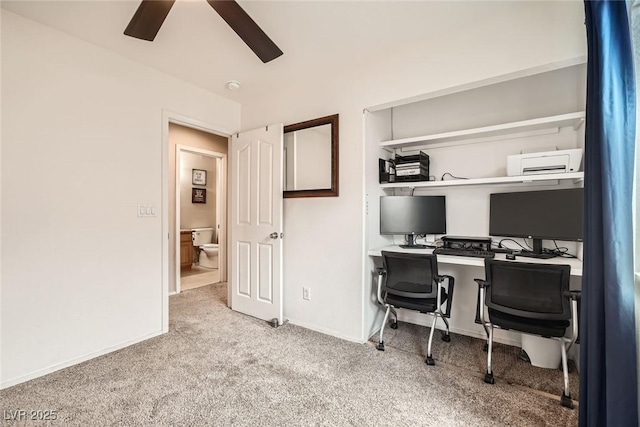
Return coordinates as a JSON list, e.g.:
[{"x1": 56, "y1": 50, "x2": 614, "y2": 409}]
[
  {"x1": 192, "y1": 169, "x2": 207, "y2": 186},
  {"x1": 192, "y1": 188, "x2": 206, "y2": 204}
]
